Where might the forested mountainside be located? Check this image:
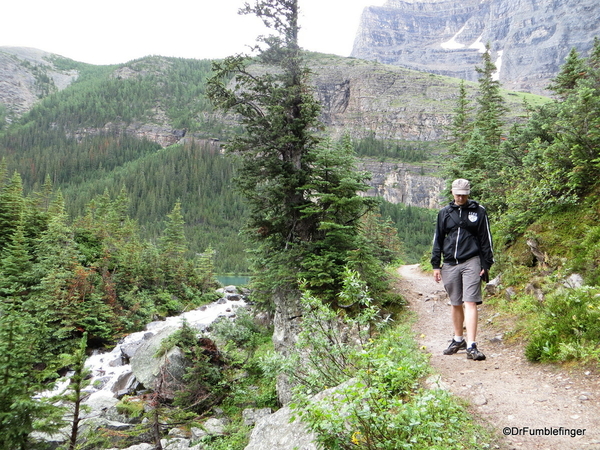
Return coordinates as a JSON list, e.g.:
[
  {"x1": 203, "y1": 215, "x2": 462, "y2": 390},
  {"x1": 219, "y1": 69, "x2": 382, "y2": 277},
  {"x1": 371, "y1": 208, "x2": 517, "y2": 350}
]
[{"x1": 5, "y1": 47, "x2": 522, "y2": 271}]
